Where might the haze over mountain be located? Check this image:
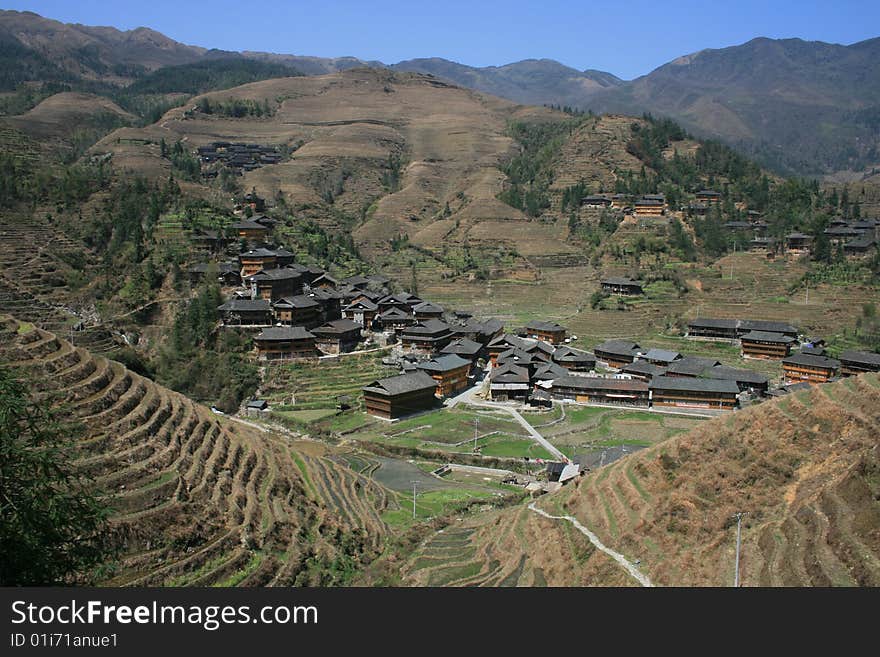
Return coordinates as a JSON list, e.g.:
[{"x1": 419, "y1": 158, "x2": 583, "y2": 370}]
[{"x1": 2, "y1": 9, "x2": 879, "y2": 176}]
